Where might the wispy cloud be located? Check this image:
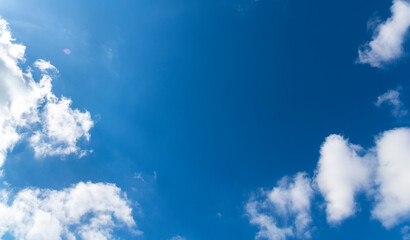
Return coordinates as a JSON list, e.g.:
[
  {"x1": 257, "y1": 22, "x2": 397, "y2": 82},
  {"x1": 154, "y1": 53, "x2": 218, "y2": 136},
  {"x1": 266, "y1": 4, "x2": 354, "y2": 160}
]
[
  {"x1": 170, "y1": 235, "x2": 187, "y2": 240},
  {"x1": 134, "y1": 172, "x2": 145, "y2": 182},
  {"x1": 246, "y1": 172, "x2": 314, "y2": 240},
  {"x1": 402, "y1": 226, "x2": 410, "y2": 240},
  {"x1": 375, "y1": 88, "x2": 408, "y2": 117}
]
